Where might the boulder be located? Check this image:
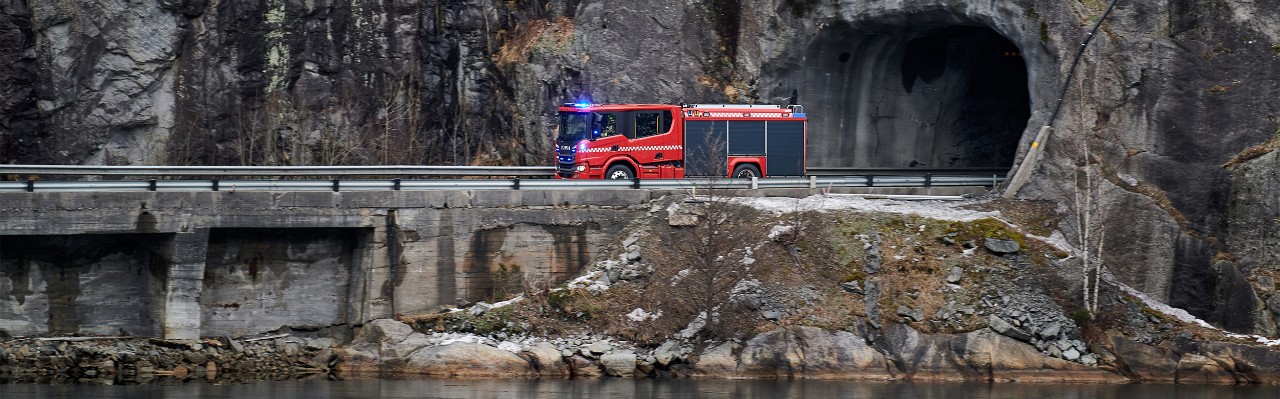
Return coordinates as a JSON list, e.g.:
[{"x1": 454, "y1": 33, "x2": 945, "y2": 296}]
[
  {"x1": 1108, "y1": 331, "x2": 1177, "y2": 382},
  {"x1": 587, "y1": 341, "x2": 613, "y2": 355},
  {"x1": 1175, "y1": 353, "x2": 1235, "y2": 384},
  {"x1": 401, "y1": 342, "x2": 534, "y2": 377},
  {"x1": 653, "y1": 340, "x2": 684, "y2": 366},
  {"x1": 960, "y1": 329, "x2": 1126, "y2": 383},
  {"x1": 988, "y1": 315, "x2": 1032, "y2": 342},
  {"x1": 526, "y1": 341, "x2": 569, "y2": 377},
  {"x1": 983, "y1": 239, "x2": 1020, "y2": 254},
  {"x1": 600, "y1": 351, "x2": 637, "y2": 377},
  {"x1": 693, "y1": 327, "x2": 891, "y2": 379},
  {"x1": 569, "y1": 355, "x2": 604, "y2": 377}
]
